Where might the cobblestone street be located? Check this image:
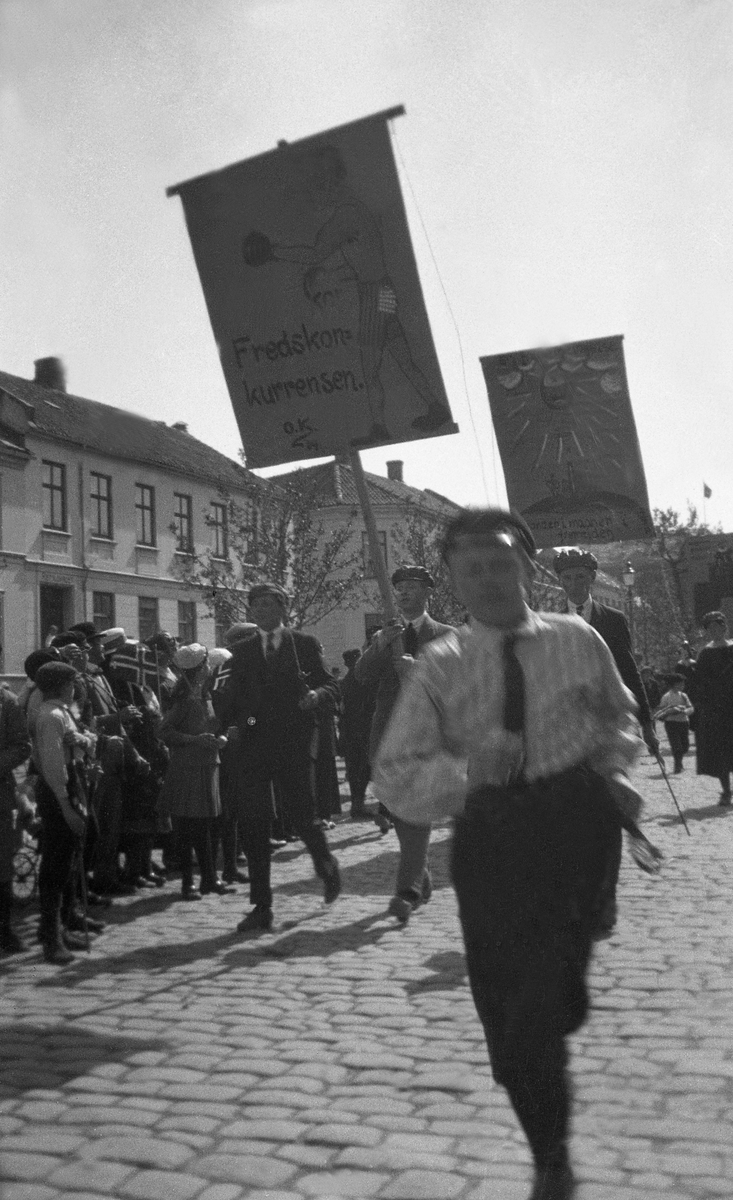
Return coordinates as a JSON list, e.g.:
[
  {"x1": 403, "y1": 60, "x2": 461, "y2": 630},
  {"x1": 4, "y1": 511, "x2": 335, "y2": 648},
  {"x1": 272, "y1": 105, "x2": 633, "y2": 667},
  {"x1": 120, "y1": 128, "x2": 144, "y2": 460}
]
[{"x1": 2, "y1": 750, "x2": 733, "y2": 1200}]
